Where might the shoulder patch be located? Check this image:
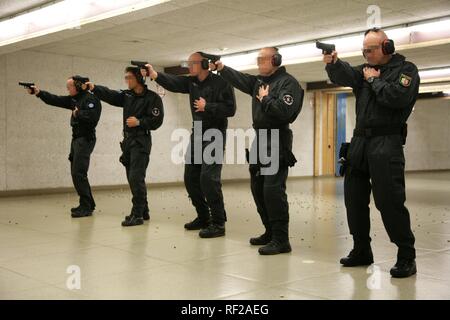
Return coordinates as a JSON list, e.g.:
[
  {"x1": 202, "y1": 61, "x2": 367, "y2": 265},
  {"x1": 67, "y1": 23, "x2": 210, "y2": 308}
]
[
  {"x1": 152, "y1": 107, "x2": 160, "y2": 117},
  {"x1": 399, "y1": 74, "x2": 412, "y2": 87},
  {"x1": 88, "y1": 102, "x2": 95, "y2": 109},
  {"x1": 283, "y1": 94, "x2": 294, "y2": 106}
]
